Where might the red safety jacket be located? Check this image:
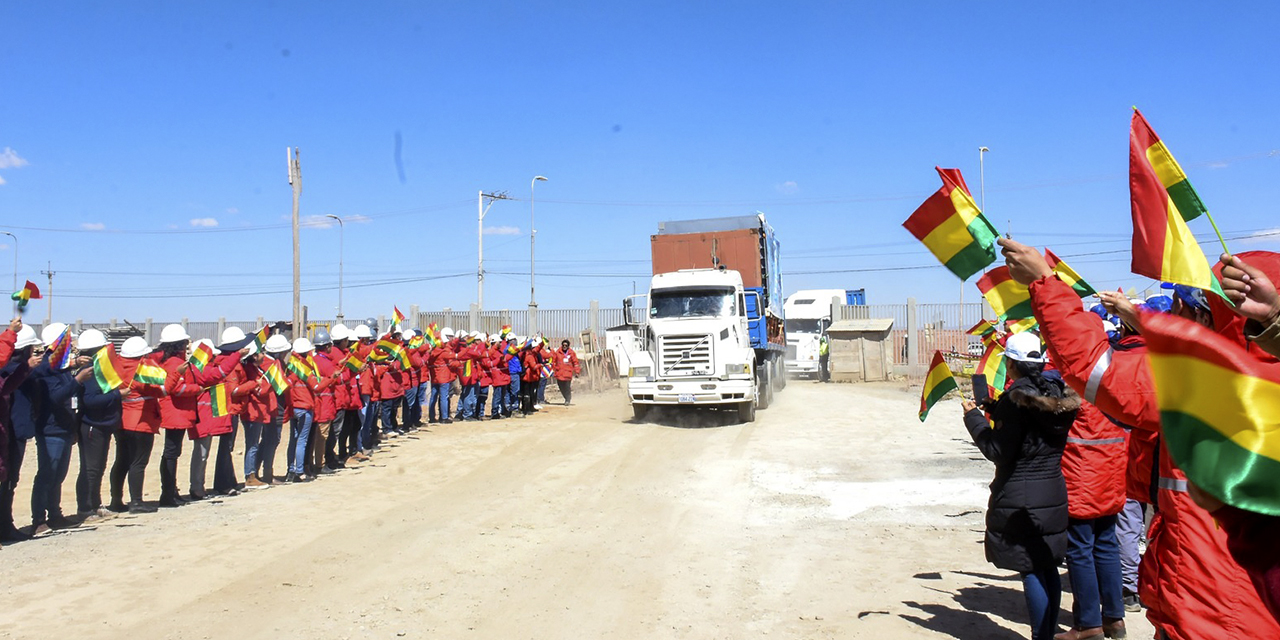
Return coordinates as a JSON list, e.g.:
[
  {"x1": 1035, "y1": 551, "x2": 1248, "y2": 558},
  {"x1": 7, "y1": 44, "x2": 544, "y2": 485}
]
[
  {"x1": 288, "y1": 368, "x2": 322, "y2": 412},
  {"x1": 190, "y1": 359, "x2": 249, "y2": 439},
  {"x1": 120, "y1": 357, "x2": 164, "y2": 434},
  {"x1": 0, "y1": 328, "x2": 15, "y2": 371},
  {"x1": 553, "y1": 347, "x2": 580, "y2": 381},
  {"x1": 239, "y1": 358, "x2": 279, "y2": 424},
  {"x1": 428, "y1": 346, "x2": 457, "y2": 384},
  {"x1": 521, "y1": 350, "x2": 542, "y2": 383},
  {"x1": 1030, "y1": 274, "x2": 1280, "y2": 640},
  {"x1": 377, "y1": 362, "x2": 403, "y2": 400},
  {"x1": 159, "y1": 352, "x2": 236, "y2": 430},
  {"x1": 329, "y1": 346, "x2": 350, "y2": 411},
  {"x1": 1061, "y1": 399, "x2": 1127, "y2": 520},
  {"x1": 489, "y1": 345, "x2": 511, "y2": 386},
  {"x1": 313, "y1": 351, "x2": 338, "y2": 422}
]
